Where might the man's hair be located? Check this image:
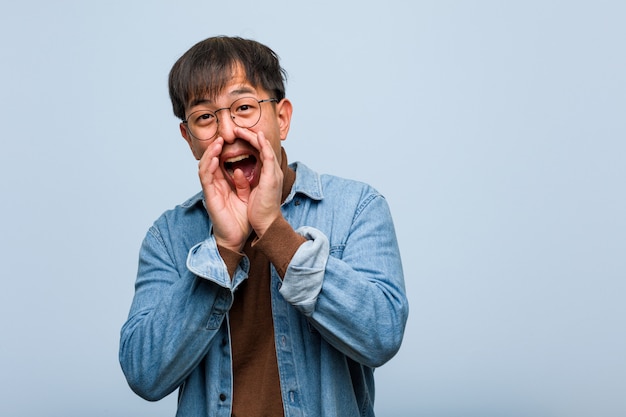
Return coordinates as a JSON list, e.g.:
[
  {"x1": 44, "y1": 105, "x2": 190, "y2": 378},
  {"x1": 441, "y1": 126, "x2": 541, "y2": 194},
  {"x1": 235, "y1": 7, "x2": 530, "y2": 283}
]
[{"x1": 168, "y1": 36, "x2": 287, "y2": 120}]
